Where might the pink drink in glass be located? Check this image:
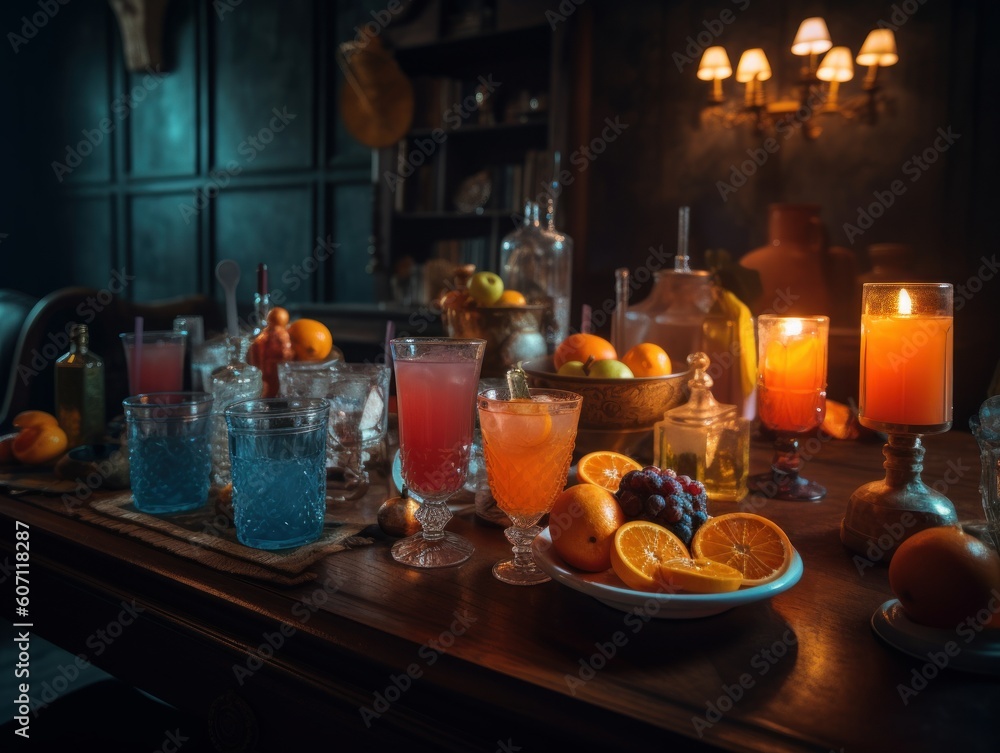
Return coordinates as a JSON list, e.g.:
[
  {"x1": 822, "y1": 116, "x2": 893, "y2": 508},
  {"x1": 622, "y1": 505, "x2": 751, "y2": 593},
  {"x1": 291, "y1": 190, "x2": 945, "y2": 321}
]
[
  {"x1": 395, "y1": 356, "x2": 480, "y2": 496},
  {"x1": 121, "y1": 332, "x2": 186, "y2": 395}
]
